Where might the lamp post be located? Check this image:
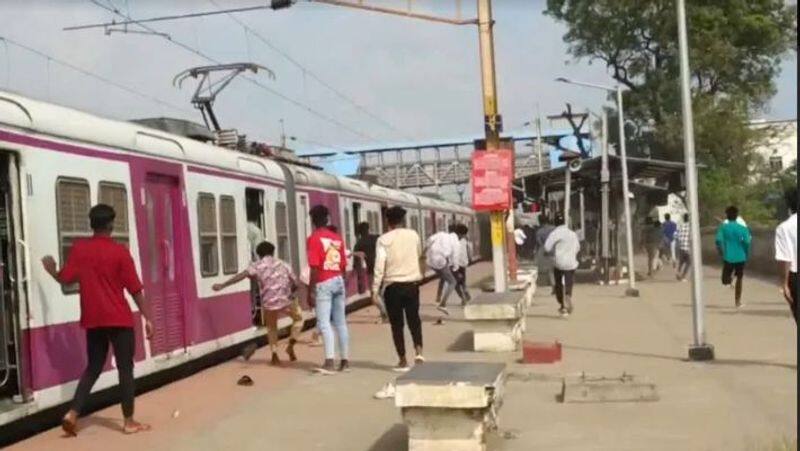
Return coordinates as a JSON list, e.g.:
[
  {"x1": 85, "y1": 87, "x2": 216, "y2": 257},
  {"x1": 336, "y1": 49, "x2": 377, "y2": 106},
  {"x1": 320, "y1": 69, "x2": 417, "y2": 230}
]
[
  {"x1": 676, "y1": 0, "x2": 714, "y2": 361},
  {"x1": 555, "y1": 77, "x2": 638, "y2": 296}
]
